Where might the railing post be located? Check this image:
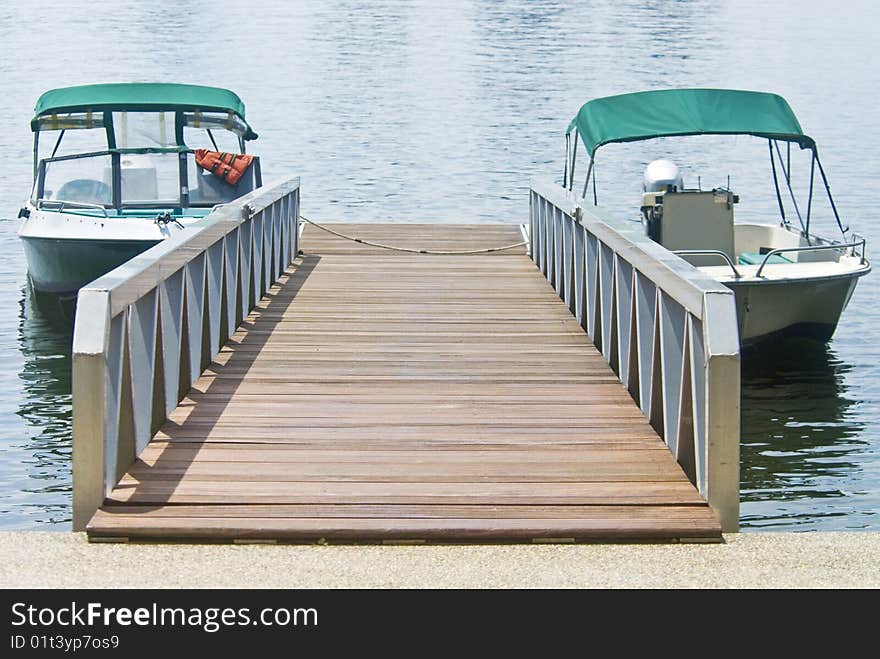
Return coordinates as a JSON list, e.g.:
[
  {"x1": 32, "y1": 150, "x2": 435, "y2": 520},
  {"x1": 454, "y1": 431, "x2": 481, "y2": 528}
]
[
  {"x1": 702, "y1": 291, "x2": 741, "y2": 531},
  {"x1": 71, "y1": 289, "x2": 111, "y2": 531}
]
